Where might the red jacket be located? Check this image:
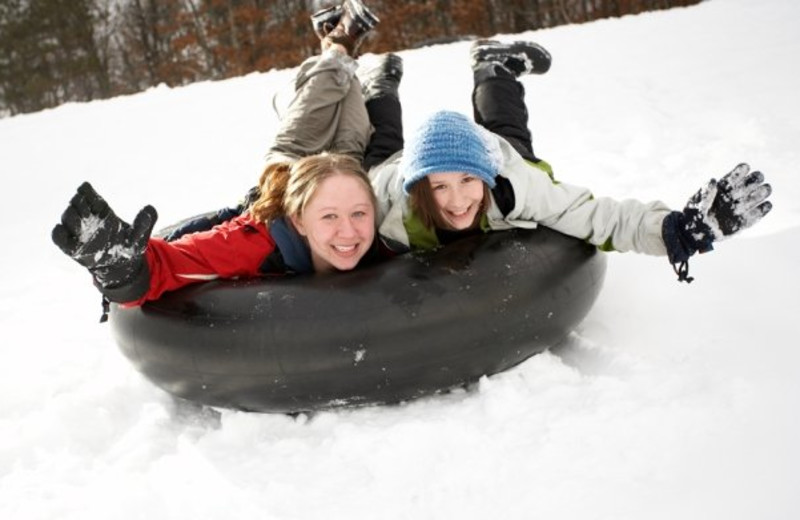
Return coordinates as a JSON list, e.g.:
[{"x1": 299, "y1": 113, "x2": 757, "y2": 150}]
[
  {"x1": 105, "y1": 213, "x2": 391, "y2": 308},
  {"x1": 130, "y1": 213, "x2": 278, "y2": 305}
]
